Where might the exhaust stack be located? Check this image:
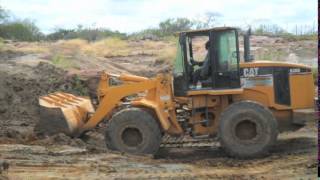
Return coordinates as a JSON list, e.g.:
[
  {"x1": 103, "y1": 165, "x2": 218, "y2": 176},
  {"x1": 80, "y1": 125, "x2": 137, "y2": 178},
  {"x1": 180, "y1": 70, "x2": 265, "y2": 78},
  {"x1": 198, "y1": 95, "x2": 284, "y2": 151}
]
[{"x1": 244, "y1": 28, "x2": 254, "y2": 62}]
